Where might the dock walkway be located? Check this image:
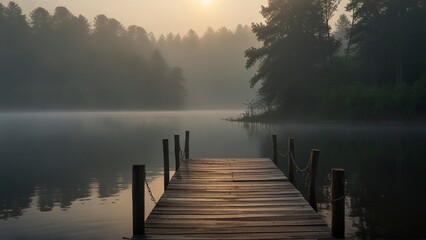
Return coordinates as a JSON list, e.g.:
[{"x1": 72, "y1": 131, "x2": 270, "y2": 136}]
[{"x1": 142, "y1": 158, "x2": 331, "y2": 239}]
